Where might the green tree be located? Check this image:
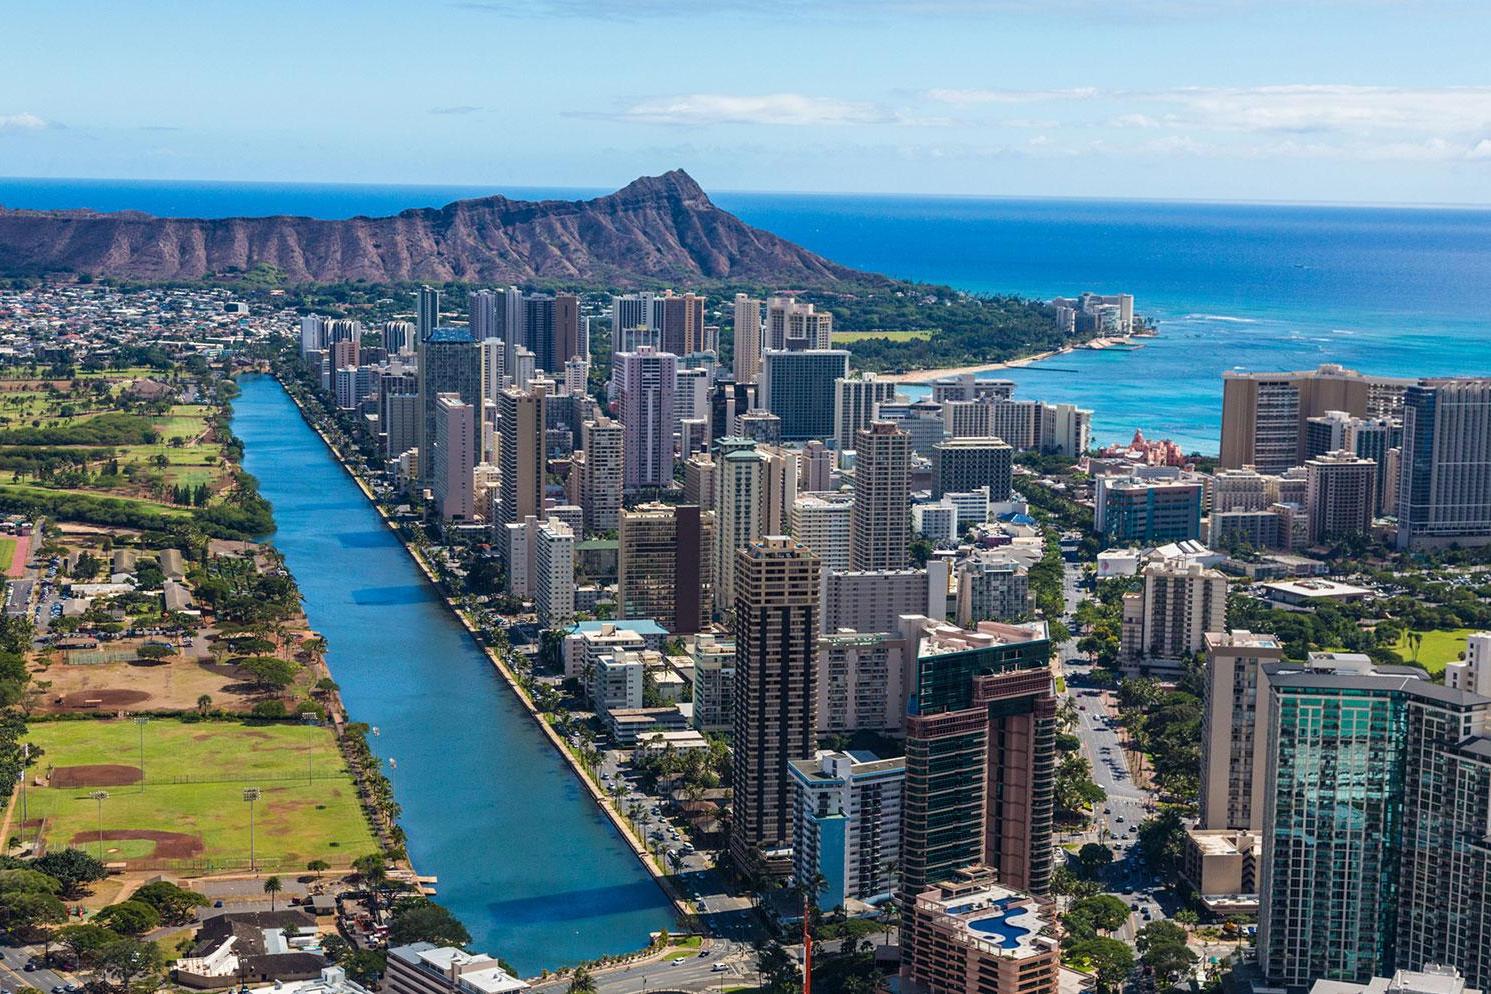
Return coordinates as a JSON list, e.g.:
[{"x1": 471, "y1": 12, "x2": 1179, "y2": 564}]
[
  {"x1": 0, "y1": 890, "x2": 67, "y2": 932},
  {"x1": 32, "y1": 849, "x2": 107, "y2": 897},
  {"x1": 135, "y1": 643, "x2": 174, "y2": 663},
  {"x1": 1075, "y1": 843, "x2": 1113, "y2": 877},
  {"x1": 240, "y1": 656, "x2": 298, "y2": 690},
  {"x1": 263, "y1": 875, "x2": 283, "y2": 911},
  {"x1": 0, "y1": 867, "x2": 63, "y2": 895},
  {"x1": 98, "y1": 937, "x2": 165, "y2": 992},
  {"x1": 96, "y1": 900, "x2": 161, "y2": 936},
  {"x1": 388, "y1": 900, "x2": 472, "y2": 949},
  {"x1": 567, "y1": 965, "x2": 597, "y2": 994},
  {"x1": 131, "y1": 881, "x2": 208, "y2": 925},
  {"x1": 1067, "y1": 937, "x2": 1134, "y2": 993},
  {"x1": 54, "y1": 924, "x2": 119, "y2": 969},
  {"x1": 343, "y1": 949, "x2": 387, "y2": 985},
  {"x1": 1069, "y1": 894, "x2": 1130, "y2": 933},
  {"x1": 306, "y1": 859, "x2": 331, "y2": 879}
]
